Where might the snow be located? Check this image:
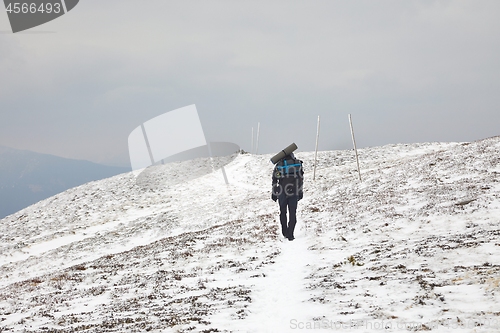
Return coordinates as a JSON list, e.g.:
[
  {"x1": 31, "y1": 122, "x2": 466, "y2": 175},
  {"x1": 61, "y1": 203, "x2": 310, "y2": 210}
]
[
  {"x1": 1, "y1": 136, "x2": 500, "y2": 332},
  {"x1": 235, "y1": 231, "x2": 331, "y2": 333}
]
